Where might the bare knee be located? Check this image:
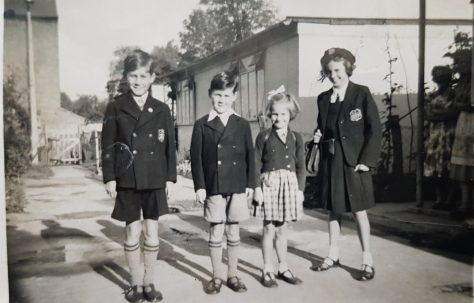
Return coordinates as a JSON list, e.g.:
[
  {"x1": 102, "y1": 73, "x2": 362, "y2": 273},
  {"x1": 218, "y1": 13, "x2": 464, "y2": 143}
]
[
  {"x1": 354, "y1": 210, "x2": 369, "y2": 223},
  {"x1": 143, "y1": 219, "x2": 159, "y2": 246},
  {"x1": 225, "y1": 223, "x2": 240, "y2": 243},
  {"x1": 275, "y1": 222, "x2": 287, "y2": 239},
  {"x1": 125, "y1": 220, "x2": 142, "y2": 245}
]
